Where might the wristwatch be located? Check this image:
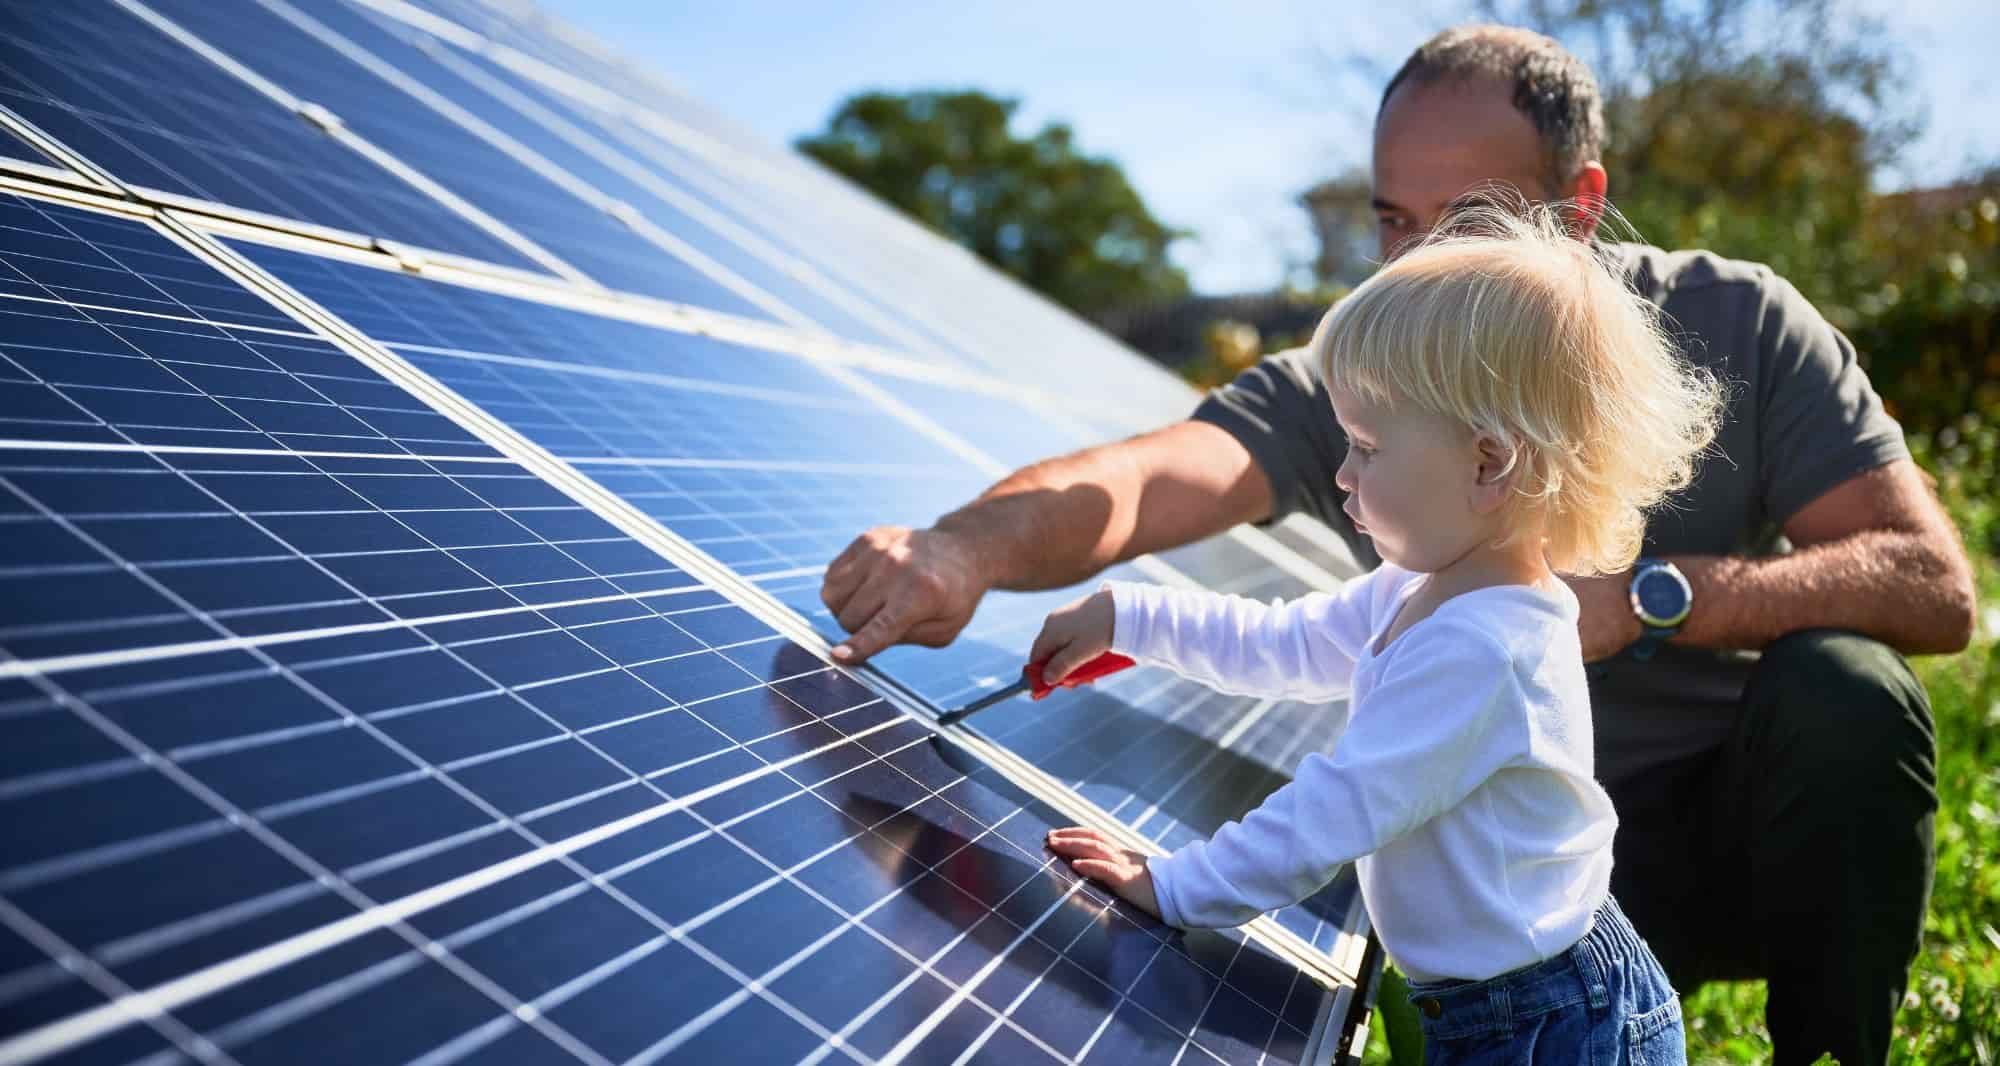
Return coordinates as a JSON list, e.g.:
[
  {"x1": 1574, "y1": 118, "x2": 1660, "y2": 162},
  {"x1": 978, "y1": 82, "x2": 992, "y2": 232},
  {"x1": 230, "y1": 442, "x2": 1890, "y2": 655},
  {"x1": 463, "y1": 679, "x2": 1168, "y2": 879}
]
[{"x1": 1627, "y1": 558, "x2": 1691, "y2": 662}]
